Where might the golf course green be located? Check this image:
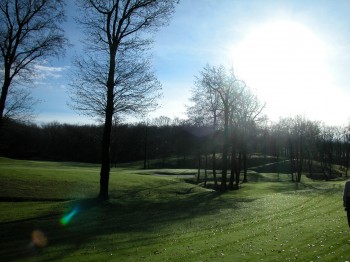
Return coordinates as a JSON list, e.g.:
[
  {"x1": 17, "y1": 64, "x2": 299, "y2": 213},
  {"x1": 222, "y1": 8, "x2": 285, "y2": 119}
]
[{"x1": 0, "y1": 157, "x2": 349, "y2": 261}]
